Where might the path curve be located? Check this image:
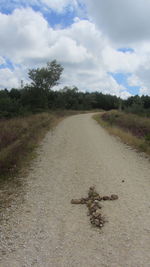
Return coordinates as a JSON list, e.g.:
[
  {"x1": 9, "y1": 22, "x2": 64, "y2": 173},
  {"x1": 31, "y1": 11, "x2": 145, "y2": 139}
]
[{"x1": 0, "y1": 113, "x2": 150, "y2": 267}]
